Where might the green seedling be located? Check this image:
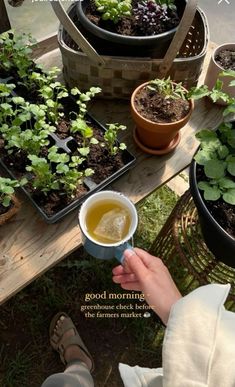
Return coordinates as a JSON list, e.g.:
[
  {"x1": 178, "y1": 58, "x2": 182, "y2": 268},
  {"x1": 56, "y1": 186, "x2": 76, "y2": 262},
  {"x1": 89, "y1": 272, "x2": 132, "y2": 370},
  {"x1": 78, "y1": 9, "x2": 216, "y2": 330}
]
[
  {"x1": 70, "y1": 87, "x2": 101, "y2": 119},
  {"x1": 0, "y1": 30, "x2": 37, "y2": 79},
  {"x1": 103, "y1": 123, "x2": 127, "y2": 156},
  {"x1": 95, "y1": 0, "x2": 132, "y2": 23},
  {"x1": 0, "y1": 177, "x2": 27, "y2": 207}
]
